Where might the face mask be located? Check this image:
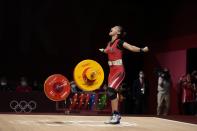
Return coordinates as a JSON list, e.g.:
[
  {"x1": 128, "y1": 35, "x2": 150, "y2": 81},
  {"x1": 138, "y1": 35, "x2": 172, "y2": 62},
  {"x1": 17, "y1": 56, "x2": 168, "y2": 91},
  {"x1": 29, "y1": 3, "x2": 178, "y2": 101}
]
[
  {"x1": 71, "y1": 84, "x2": 76, "y2": 88},
  {"x1": 21, "y1": 81, "x2": 27, "y2": 86},
  {"x1": 139, "y1": 74, "x2": 144, "y2": 78},
  {"x1": 1, "y1": 81, "x2": 7, "y2": 86}
]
